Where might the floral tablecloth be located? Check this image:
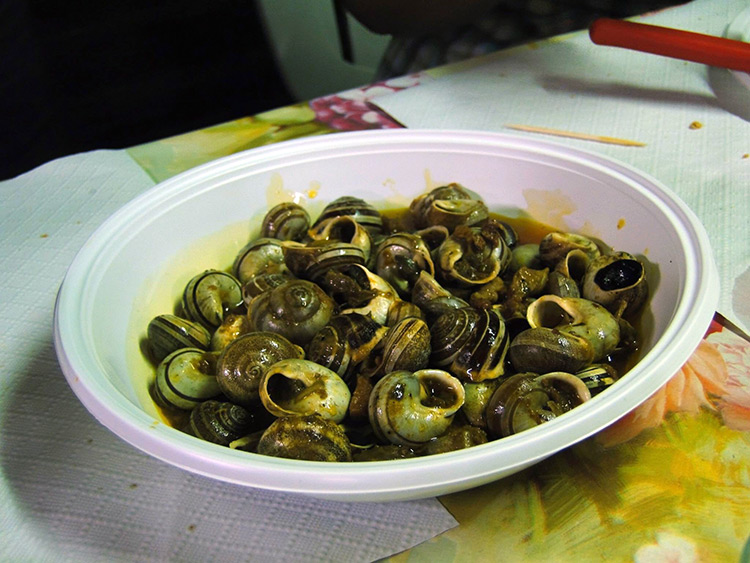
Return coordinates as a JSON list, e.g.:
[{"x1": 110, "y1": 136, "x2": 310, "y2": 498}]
[{"x1": 125, "y1": 71, "x2": 750, "y2": 561}]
